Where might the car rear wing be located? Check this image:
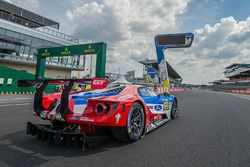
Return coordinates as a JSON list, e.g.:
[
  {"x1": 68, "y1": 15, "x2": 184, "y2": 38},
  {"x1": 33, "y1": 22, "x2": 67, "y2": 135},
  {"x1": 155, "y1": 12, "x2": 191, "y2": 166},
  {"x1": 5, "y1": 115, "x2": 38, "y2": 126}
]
[
  {"x1": 18, "y1": 78, "x2": 108, "y2": 89},
  {"x1": 18, "y1": 78, "x2": 108, "y2": 119}
]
